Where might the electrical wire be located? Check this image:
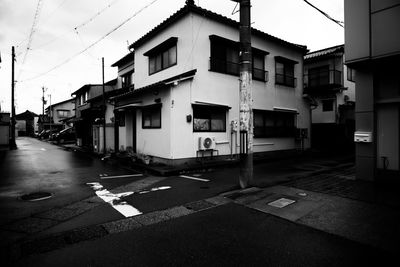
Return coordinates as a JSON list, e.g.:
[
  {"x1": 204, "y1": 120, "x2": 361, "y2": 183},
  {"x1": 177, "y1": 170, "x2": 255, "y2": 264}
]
[
  {"x1": 303, "y1": 0, "x2": 344, "y2": 28},
  {"x1": 20, "y1": 0, "x2": 160, "y2": 83},
  {"x1": 74, "y1": 0, "x2": 121, "y2": 31},
  {"x1": 18, "y1": 0, "x2": 44, "y2": 79}
]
